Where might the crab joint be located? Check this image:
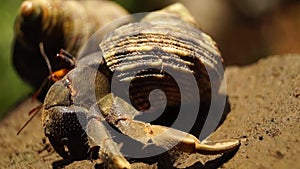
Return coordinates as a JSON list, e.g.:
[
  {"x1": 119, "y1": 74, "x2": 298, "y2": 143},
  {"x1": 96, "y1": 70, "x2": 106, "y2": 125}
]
[{"x1": 65, "y1": 77, "x2": 76, "y2": 96}]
